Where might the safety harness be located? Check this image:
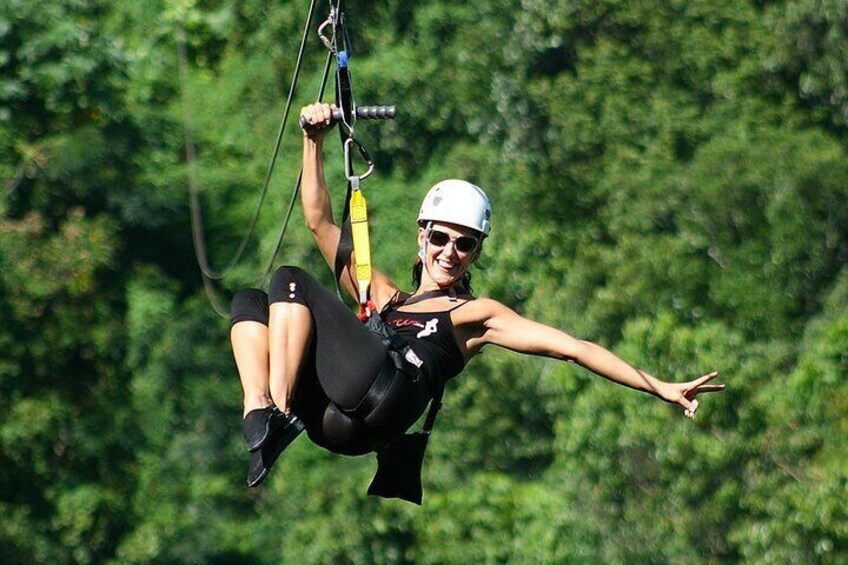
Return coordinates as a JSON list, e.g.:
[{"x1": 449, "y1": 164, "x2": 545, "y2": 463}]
[
  {"x1": 306, "y1": 3, "x2": 448, "y2": 503},
  {"x1": 356, "y1": 288, "x2": 466, "y2": 422},
  {"x1": 310, "y1": 0, "x2": 443, "y2": 422}
]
